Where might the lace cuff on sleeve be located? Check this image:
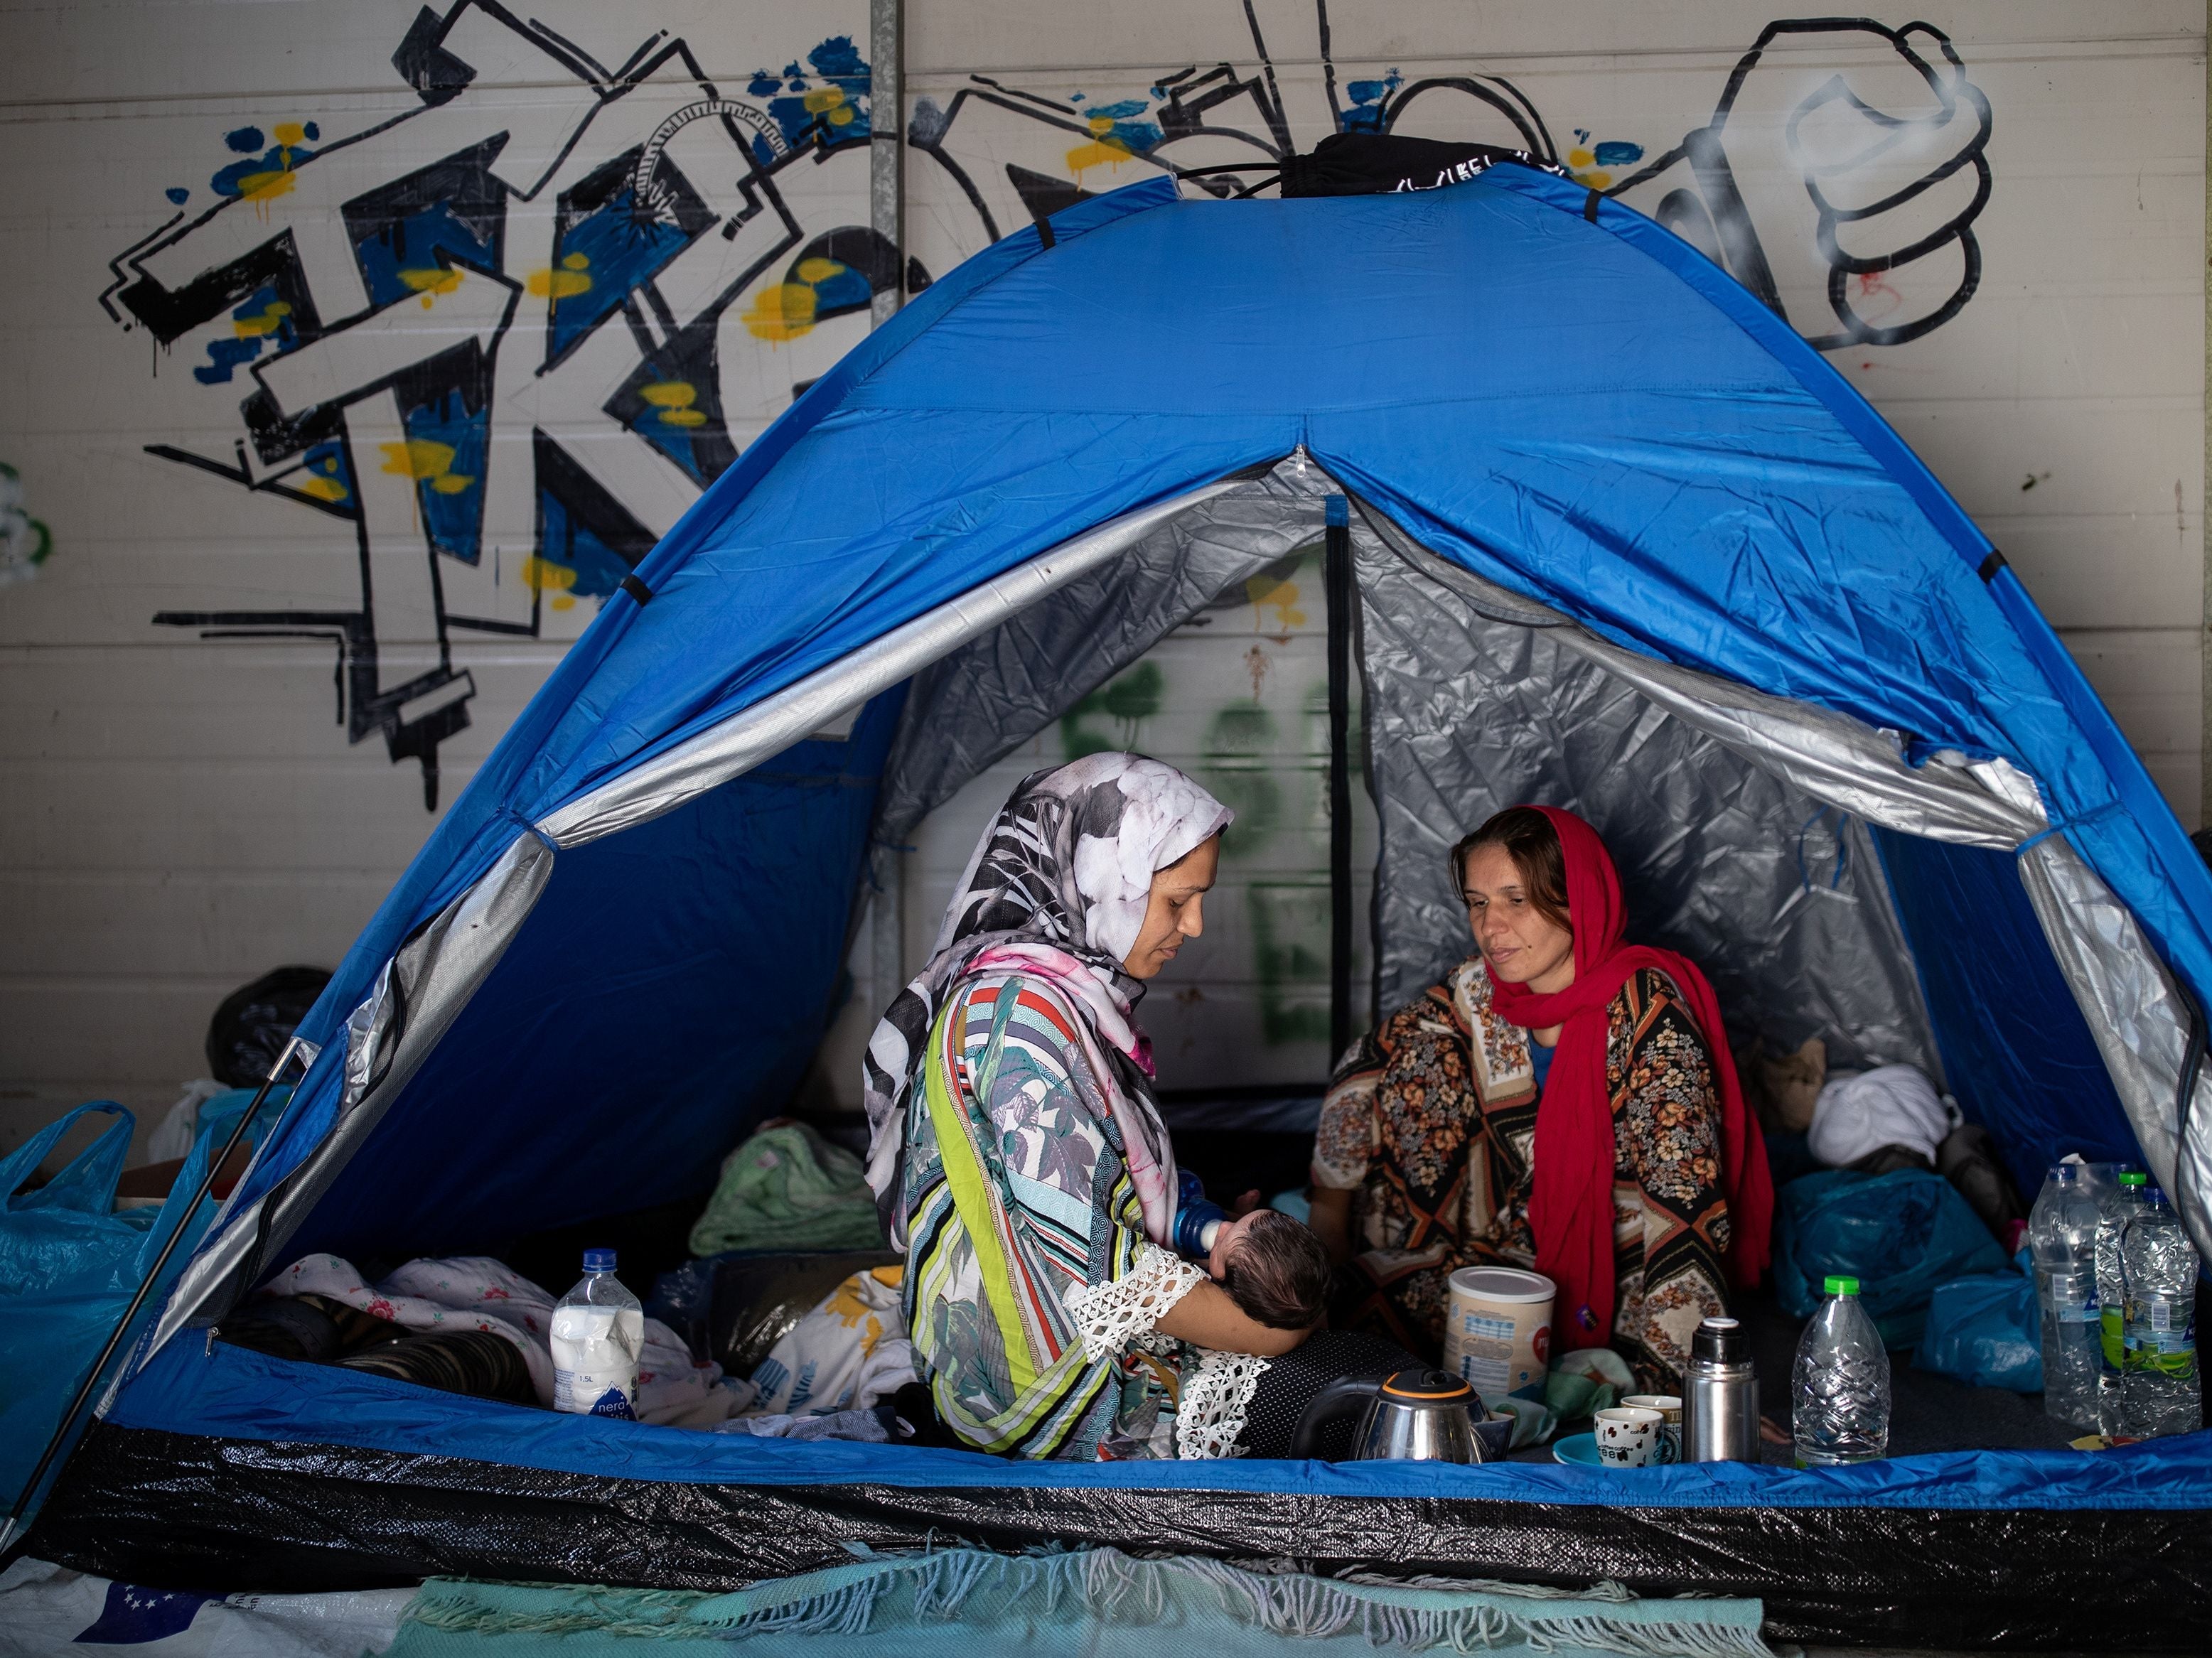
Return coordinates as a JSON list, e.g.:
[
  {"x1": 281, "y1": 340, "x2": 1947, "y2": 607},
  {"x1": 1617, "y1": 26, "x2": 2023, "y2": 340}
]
[
  {"x1": 1175, "y1": 1347, "x2": 1270, "y2": 1459},
  {"x1": 1065, "y1": 1242, "x2": 1205, "y2": 1363}
]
